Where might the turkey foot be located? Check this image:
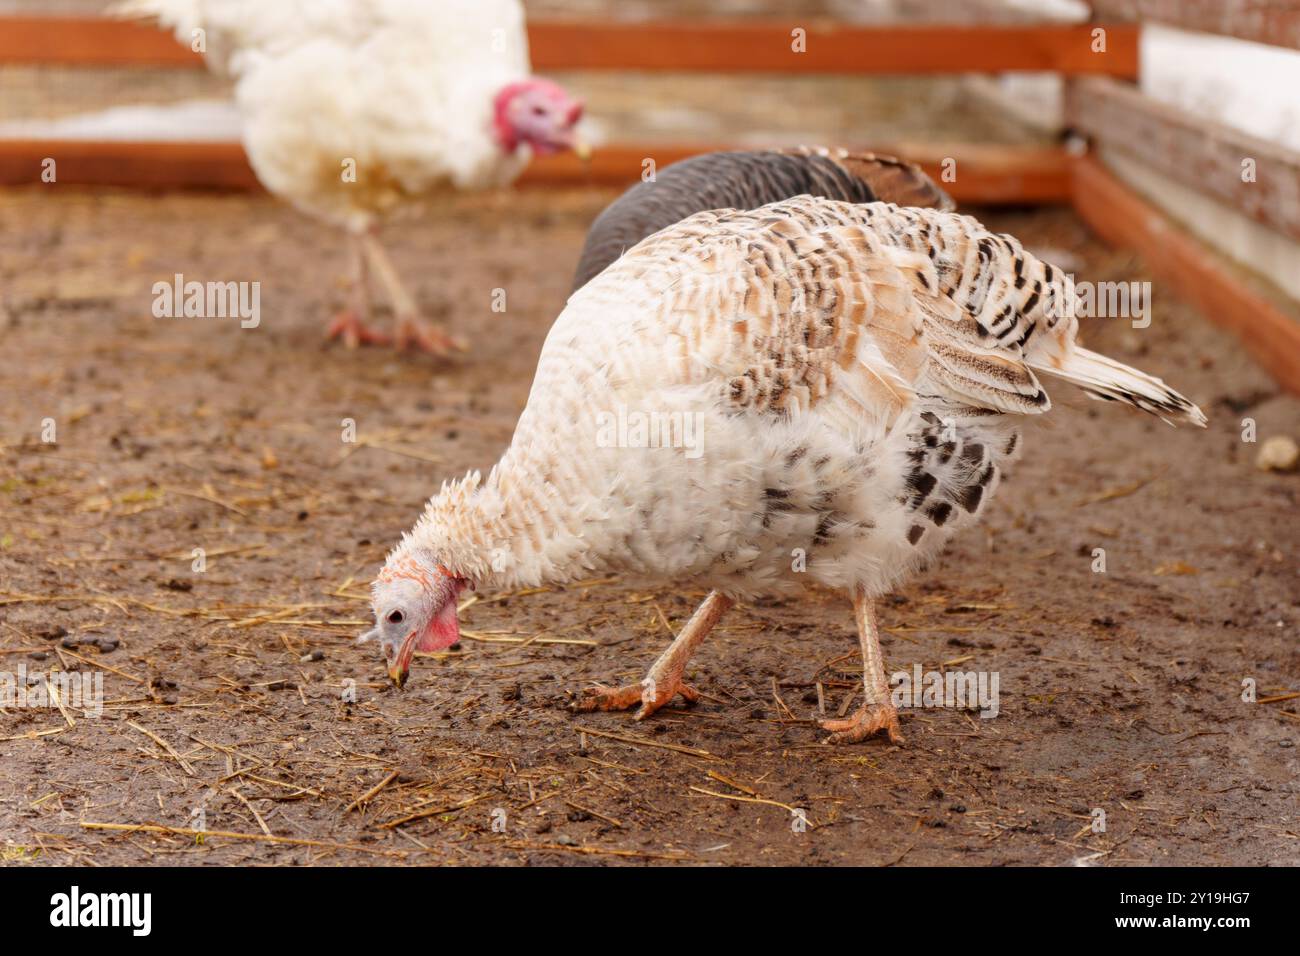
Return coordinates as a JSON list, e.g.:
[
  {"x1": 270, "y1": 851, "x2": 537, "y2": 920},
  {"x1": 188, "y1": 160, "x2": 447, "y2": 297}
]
[
  {"x1": 326, "y1": 310, "x2": 391, "y2": 348},
  {"x1": 570, "y1": 590, "x2": 733, "y2": 722},
  {"x1": 327, "y1": 230, "x2": 386, "y2": 347},
  {"x1": 820, "y1": 702, "x2": 903, "y2": 745},
  {"x1": 395, "y1": 315, "x2": 468, "y2": 356},
  {"x1": 363, "y1": 230, "x2": 465, "y2": 356},
  {"x1": 820, "y1": 586, "x2": 904, "y2": 745},
  {"x1": 573, "y1": 673, "x2": 699, "y2": 720}
]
